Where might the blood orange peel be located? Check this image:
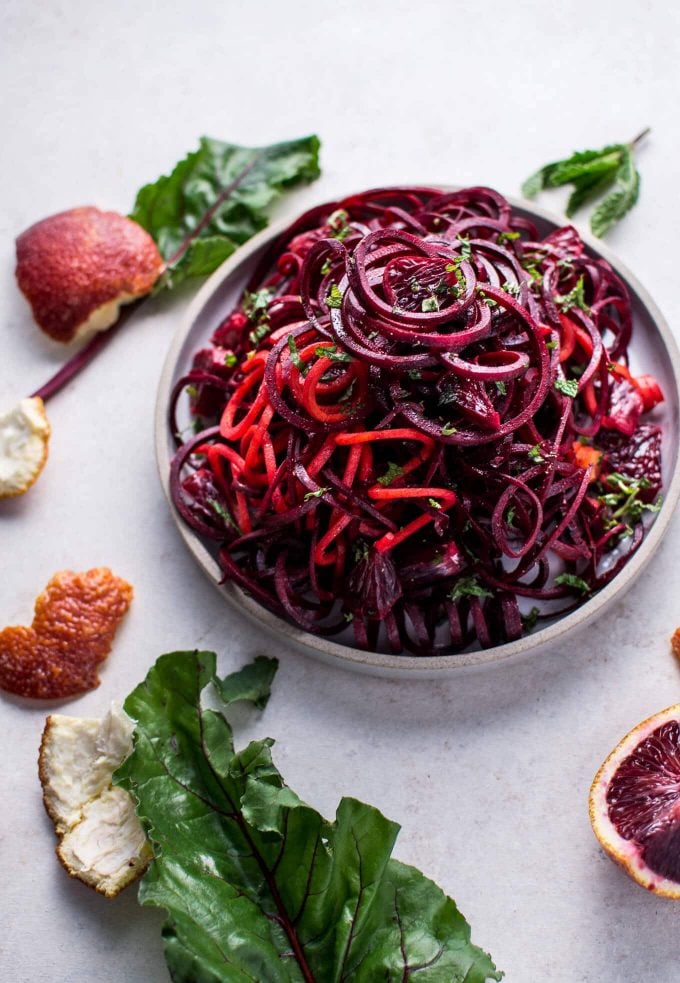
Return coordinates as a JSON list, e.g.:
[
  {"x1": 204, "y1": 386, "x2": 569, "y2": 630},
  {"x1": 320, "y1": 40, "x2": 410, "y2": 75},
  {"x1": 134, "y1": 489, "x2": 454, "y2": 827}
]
[
  {"x1": 15, "y1": 206, "x2": 163, "y2": 343},
  {"x1": 0, "y1": 568, "x2": 133, "y2": 699},
  {"x1": 589, "y1": 704, "x2": 680, "y2": 898},
  {"x1": 671, "y1": 630, "x2": 680, "y2": 662}
]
